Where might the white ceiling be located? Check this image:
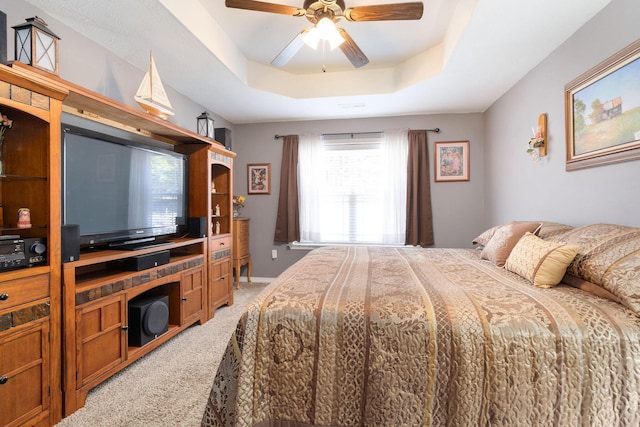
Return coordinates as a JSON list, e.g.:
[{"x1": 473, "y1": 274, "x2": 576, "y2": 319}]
[{"x1": 25, "y1": 0, "x2": 611, "y2": 124}]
